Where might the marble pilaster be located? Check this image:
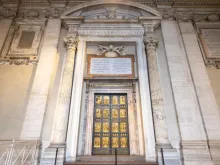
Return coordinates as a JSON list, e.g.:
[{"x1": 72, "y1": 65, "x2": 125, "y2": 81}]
[
  {"x1": 66, "y1": 40, "x2": 86, "y2": 162},
  {"x1": 144, "y1": 36, "x2": 169, "y2": 144},
  {"x1": 21, "y1": 19, "x2": 61, "y2": 139},
  {"x1": 161, "y1": 20, "x2": 213, "y2": 165},
  {"x1": 51, "y1": 36, "x2": 78, "y2": 144},
  {"x1": 179, "y1": 21, "x2": 220, "y2": 164},
  {"x1": 137, "y1": 38, "x2": 156, "y2": 161},
  {"x1": 161, "y1": 20, "x2": 206, "y2": 140}
]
